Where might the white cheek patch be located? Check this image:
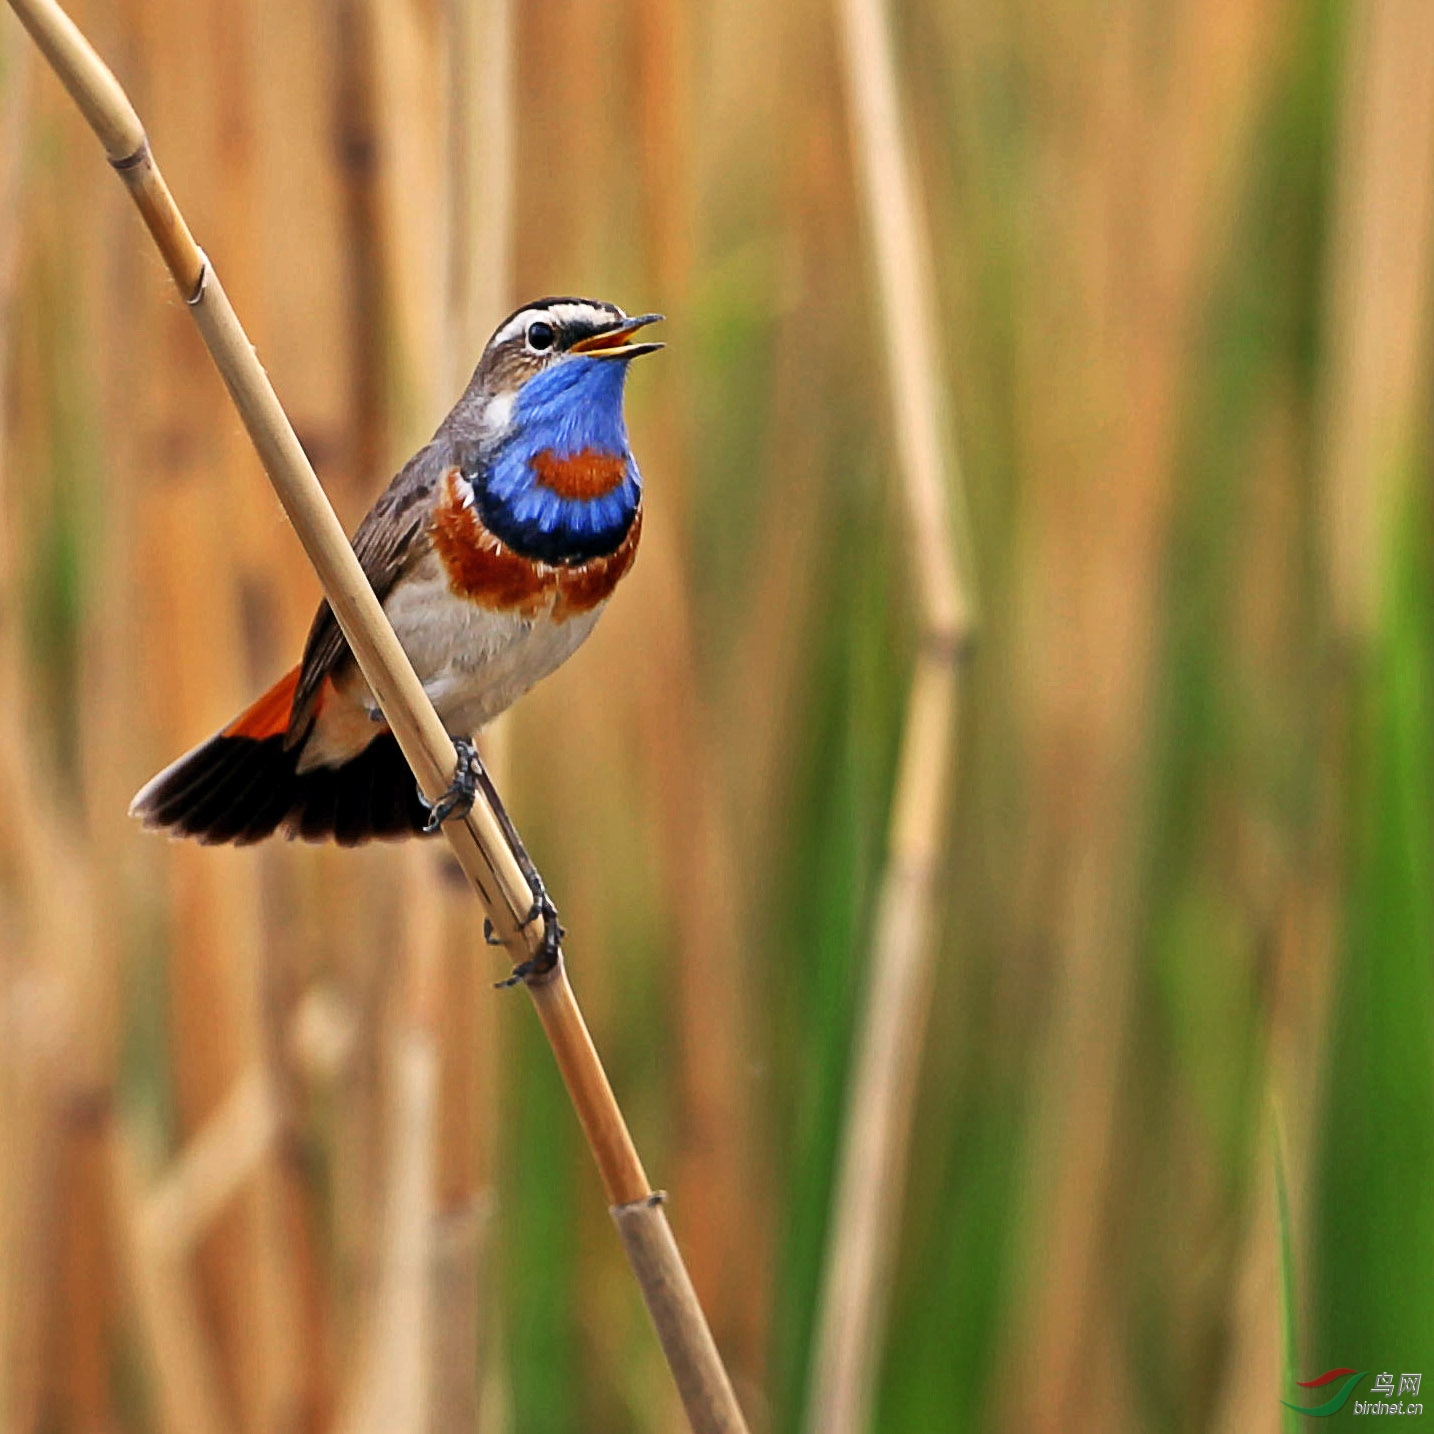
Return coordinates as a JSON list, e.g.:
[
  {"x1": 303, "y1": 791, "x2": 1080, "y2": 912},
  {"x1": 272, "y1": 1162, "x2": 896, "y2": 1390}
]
[{"x1": 482, "y1": 390, "x2": 516, "y2": 432}]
